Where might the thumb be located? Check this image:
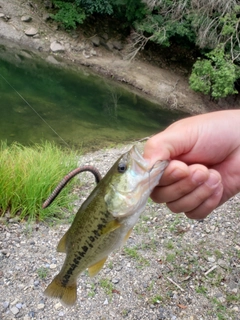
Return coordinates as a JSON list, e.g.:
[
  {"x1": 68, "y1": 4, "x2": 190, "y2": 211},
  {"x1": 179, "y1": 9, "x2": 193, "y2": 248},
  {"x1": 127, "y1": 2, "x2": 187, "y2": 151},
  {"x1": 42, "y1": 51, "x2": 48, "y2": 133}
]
[{"x1": 143, "y1": 122, "x2": 198, "y2": 165}]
